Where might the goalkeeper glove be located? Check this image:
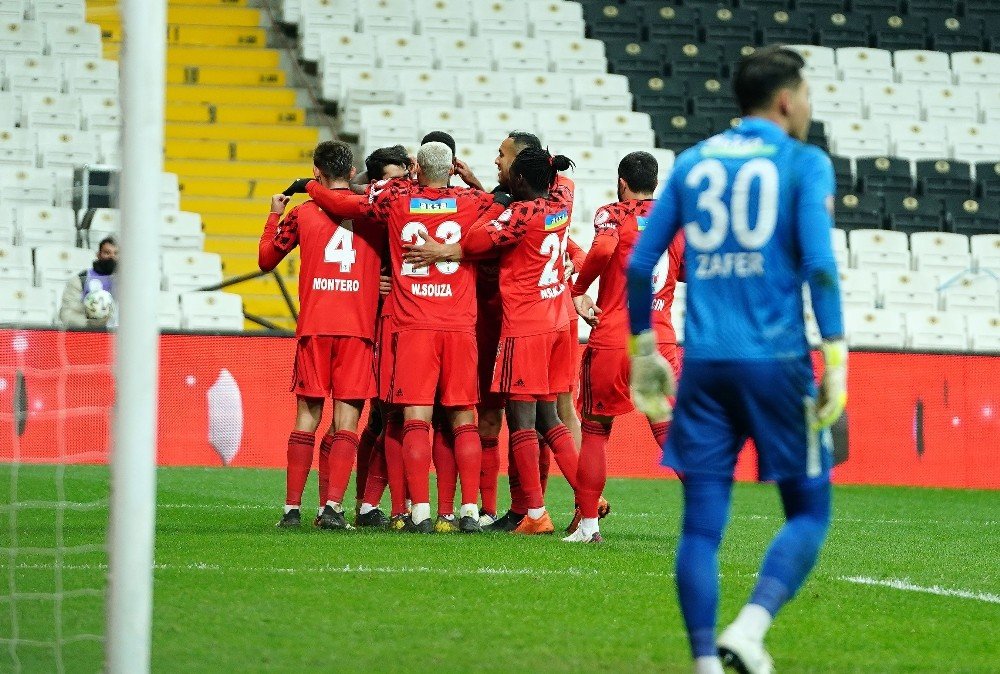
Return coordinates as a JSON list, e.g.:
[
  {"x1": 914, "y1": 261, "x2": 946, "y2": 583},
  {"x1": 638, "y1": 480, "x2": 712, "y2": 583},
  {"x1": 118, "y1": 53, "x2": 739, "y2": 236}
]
[
  {"x1": 492, "y1": 191, "x2": 514, "y2": 207},
  {"x1": 628, "y1": 329, "x2": 675, "y2": 423},
  {"x1": 282, "y1": 178, "x2": 313, "y2": 196},
  {"x1": 814, "y1": 338, "x2": 848, "y2": 430}
]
